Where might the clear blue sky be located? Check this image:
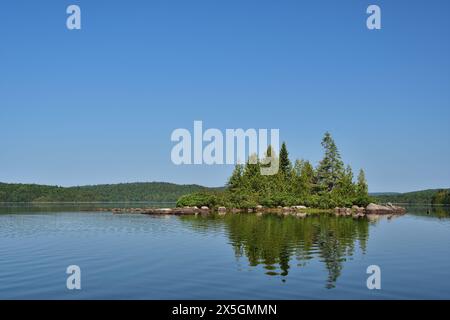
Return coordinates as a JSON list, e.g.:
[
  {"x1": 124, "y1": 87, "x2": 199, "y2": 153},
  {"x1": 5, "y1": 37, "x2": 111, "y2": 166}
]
[{"x1": 1, "y1": 0, "x2": 449, "y2": 192}]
